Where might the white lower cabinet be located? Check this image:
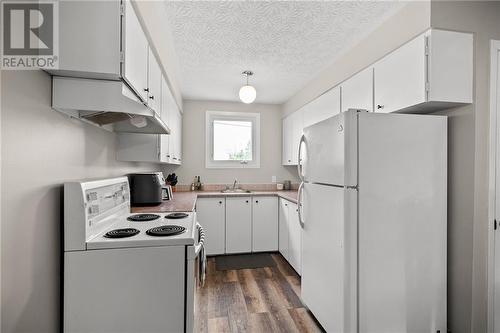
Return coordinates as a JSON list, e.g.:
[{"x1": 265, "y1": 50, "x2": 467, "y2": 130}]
[
  {"x1": 288, "y1": 202, "x2": 302, "y2": 275},
  {"x1": 278, "y1": 199, "x2": 290, "y2": 260},
  {"x1": 252, "y1": 197, "x2": 278, "y2": 252},
  {"x1": 225, "y1": 197, "x2": 252, "y2": 254},
  {"x1": 279, "y1": 198, "x2": 302, "y2": 275},
  {"x1": 195, "y1": 198, "x2": 225, "y2": 255}
]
